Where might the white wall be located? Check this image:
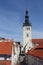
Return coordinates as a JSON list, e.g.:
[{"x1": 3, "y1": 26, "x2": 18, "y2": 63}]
[
  {"x1": 23, "y1": 26, "x2": 32, "y2": 52},
  {"x1": 11, "y1": 42, "x2": 20, "y2": 65}
]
